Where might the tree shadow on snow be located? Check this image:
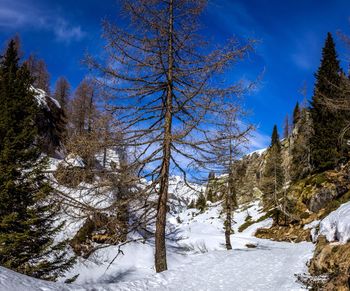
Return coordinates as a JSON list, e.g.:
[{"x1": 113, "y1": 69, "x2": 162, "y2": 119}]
[{"x1": 97, "y1": 268, "x2": 138, "y2": 284}]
